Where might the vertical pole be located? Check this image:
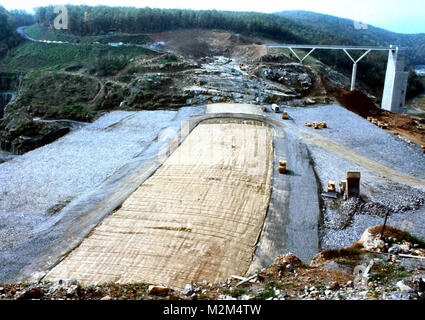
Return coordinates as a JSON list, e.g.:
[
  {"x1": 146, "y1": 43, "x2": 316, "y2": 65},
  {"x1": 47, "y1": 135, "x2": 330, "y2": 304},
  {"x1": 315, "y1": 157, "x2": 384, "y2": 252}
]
[
  {"x1": 380, "y1": 209, "x2": 390, "y2": 239},
  {"x1": 351, "y1": 63, "x2": 357, "y2": 91}
]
